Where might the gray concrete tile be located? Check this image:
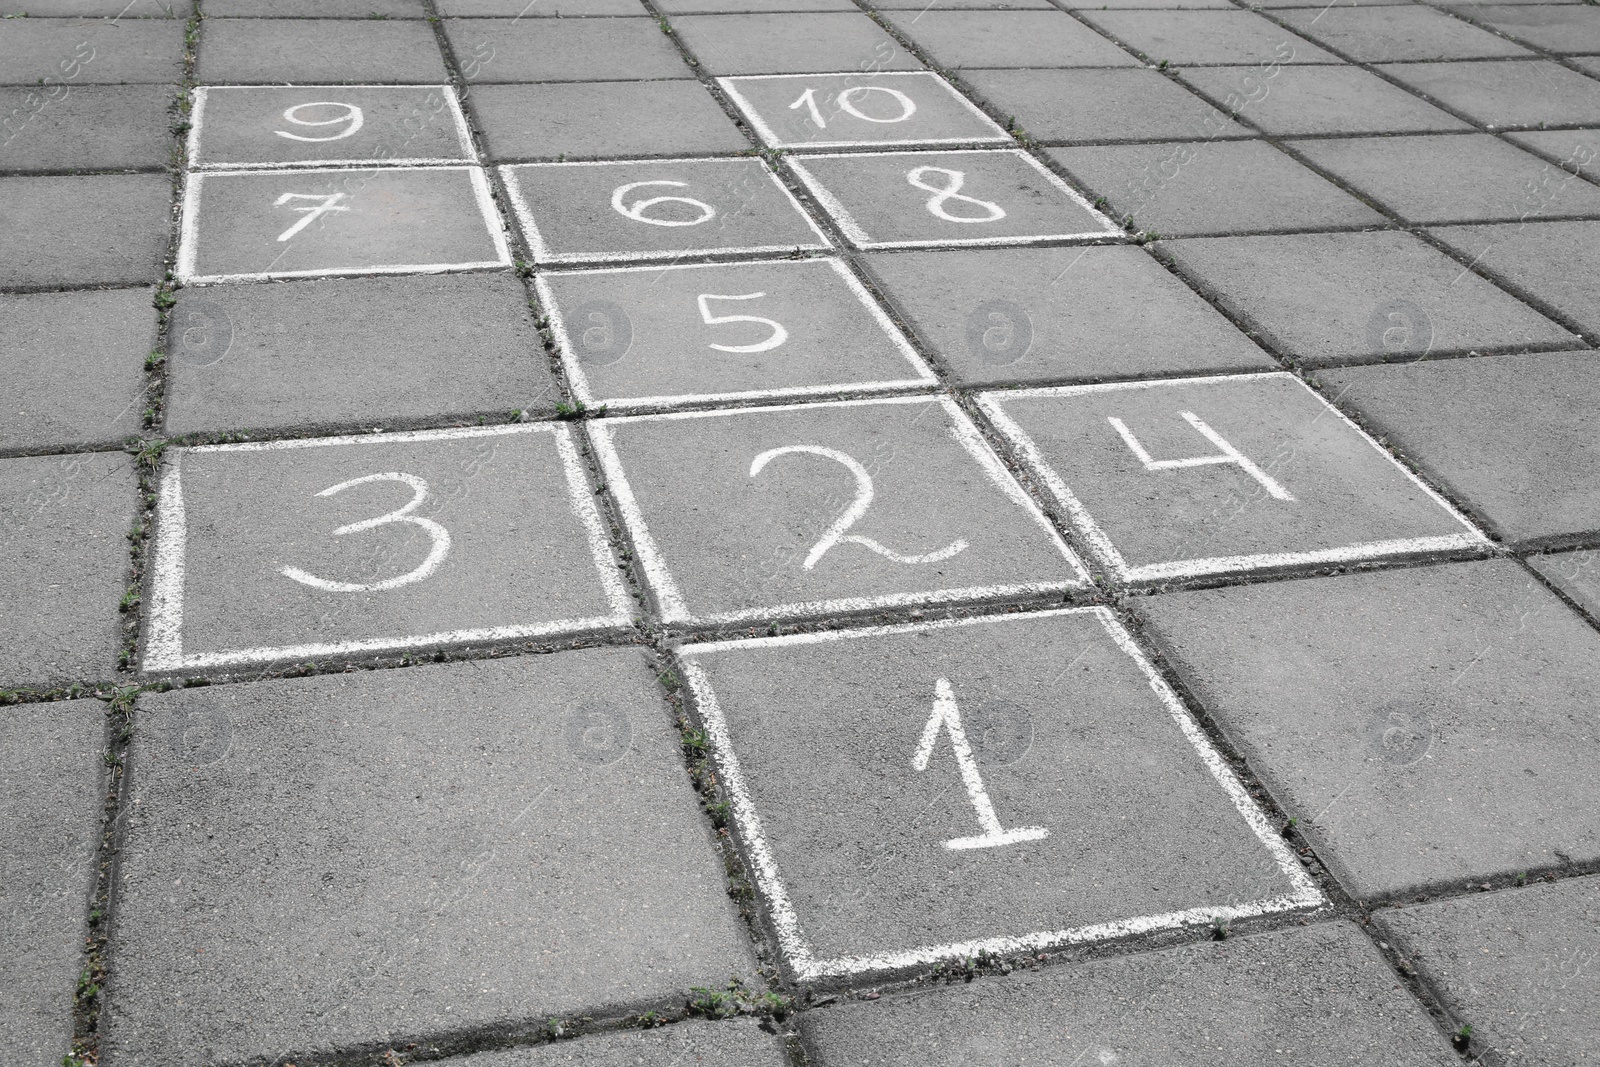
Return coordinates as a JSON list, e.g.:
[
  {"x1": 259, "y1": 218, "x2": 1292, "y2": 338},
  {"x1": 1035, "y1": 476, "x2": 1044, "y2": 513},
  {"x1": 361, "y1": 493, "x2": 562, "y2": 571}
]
[
  {"x1": 1572, "y1": 54, "x2": 1600, "y2": 76},
  {"x1": 879, "y1": 0, "x2": 1055, "y2": 8},
  {"x1": 1378, "y1": 58, "x2": 1600, "y2": 128},
  {"x1": 0, "y1": 0, "x2": 189, "y2": 12},
  {"x1": 670, "y1": 12, "x2": 925, "y2": 75},
  {"x1": 105, "y1": 650, "x2": 754, "y2": 1066},
  {"x1": 196, "y1": 18, "x2": 450, "y2": 85},
  {"x1": 1076, "y1": 10, "x2": 1342, "y2": 66},
  {"x1": 471, "y1": 81, "x2": 749, "y2": 162},
  {"x1": 801, "y1": 922, "x2": 1458, "y2": 1066},
  {"x1": 962, "y1": 67, "x2": 1253, "y2": 143},
  {"x1": 1376, "y1": 877, "x2": 1600, "y2": 1064},
  {"x1": 1430, "y1": 221, "x2": 1600, "y2": 336},
  {"x1": 1292, "y1": 132, "x2": 1600, "y2": 224},
  {"x1": 1279, "y1": 5, "x2": 1533, "y2": 62},
  {"x1": 1136, "y1": 559, "x2": 1600, "y2": 899},
  {"x1": 177, "y1": 166, "x2": 509, "y2": 284},
  {"x1": 0, "y1": 18, "x2": 184, "y2": 84},
  {"x1": 207, "y1": 0, "x2": 427, "y2": 14},
  {"x1": 1177, "y1": 64, "x2": 1471, "y2": 136},
  {"x1": 0, "y1": 699, "x2": 104, "y2": 1067},
  {"x1": 658, "y1": 0, "x2": 854, "y2": 11},
  {"x1": 883, "y1": 10, "x2": 1139, "y2": 69},
  {"x1": 0, "y1": 452, "x2": 134, "y2": 687},
  {"x1": 980, "y1": 373, "x2": 1486, "y2": 584},
  {"x1": 536, "y1": 257, "x2": 934, "y2": 409},
  {"x1": 1451, "y1": 2, "x2": 1600, "y2": 54},
  {"x1": 788, "y1": 148, "x2": 1115, "y2": 248},
  {"x1": 719, "y1": 72, "x2": 1009, "y2": 150},
  {"x1": 1528, "y1": 546, "x2": 1600, "y2": 618},
  {"x1": 141, "y1": 425, "x2": 631, "y2": 673},
  {"x1": 591, "y1": 397, "x2": 1088, "y2": 626},
  {"x1": 1315, "y1": 351, "x2": 1600, "y2": 544},
  {"x1": 446, "y1": 18, "x2": 693, "y2": 83},
  {"x1": 862, "y1": 245, "x2": 1277, "y2": 387},
  {"x1": 453, "y1": 1021, "x2": 789, "y2": 1066},
  {"x1": 0, "y1": 173, "x2": 172, "y2": 290},
  {"x1": 677, "y1": 609, "x2": 1316, "y2": 977},
  {"x1": 1161, "y1": 230, "x2": 1576, "y2": 364},
  {"x1": 440, "y1": 0, "x2": 647, "y2": 13},
  {"x1": 1048, "y1": 139, "x2": 1386, "y2": 236},
  {"x1": 1058, "y1": 0, "x2": 1231, "y2": 8},
  {"x1": 164, "y1": 273, "x2": 558, "y2": 436},
  {"x1": 0, "y1": 83, "x2": 176, "y2": 173},
  {"x1": 502, "y1": 157, "x2": 828, "y2": 264},
  {"x1": 1, "y1": 288, "x2": 154, "y2": 452},
  {"x1": 1505, "y1": 126, "x2": 1600, "y2": 169}
]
